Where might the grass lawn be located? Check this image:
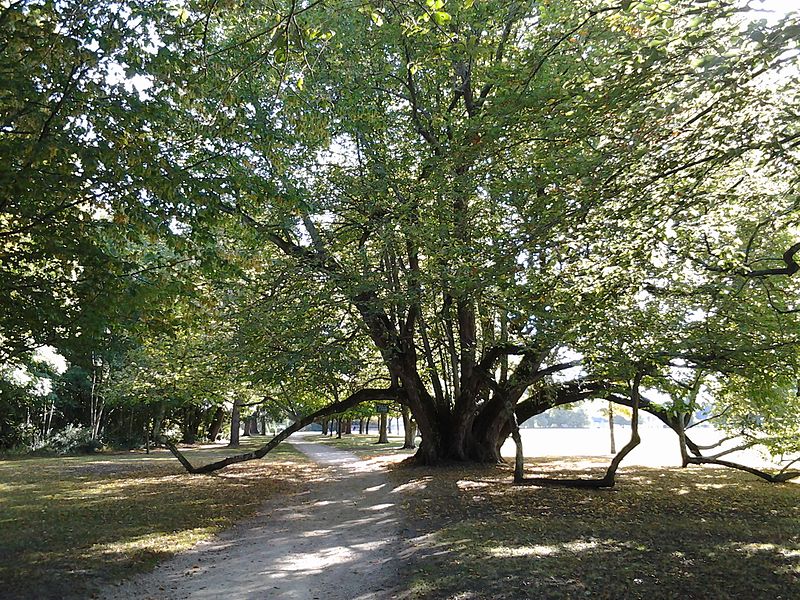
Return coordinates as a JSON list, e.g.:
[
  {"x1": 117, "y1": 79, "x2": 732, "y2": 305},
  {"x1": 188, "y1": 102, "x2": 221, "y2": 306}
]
[
  {"x1": 0, "y1": 436, "x2": 314, "y2": 600},
  {"x1": 317, "y1": 432, "x2": 417, "y2": 458},
  {"x1": 311, "y1": 433, "x2": 800, "y2": 597},
  {"x1": 388, "y1": 456, "x2": 800, "y2": 599},
  {"x1": 5, "y1": 431, "x2": 796, "y2": 599}
]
